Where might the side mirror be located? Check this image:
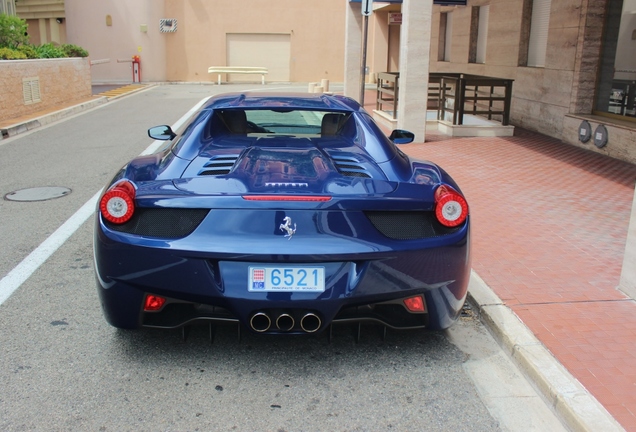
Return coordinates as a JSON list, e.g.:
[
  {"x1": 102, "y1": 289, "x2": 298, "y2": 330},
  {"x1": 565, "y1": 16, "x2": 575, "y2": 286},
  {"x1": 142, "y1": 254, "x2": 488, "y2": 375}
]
[
  {"x1": 148, "y1": 125, "x2": 176, "y2": 140},
  {"x1": 389, "y1": 129, "x2": 415, "y2": 144}
]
